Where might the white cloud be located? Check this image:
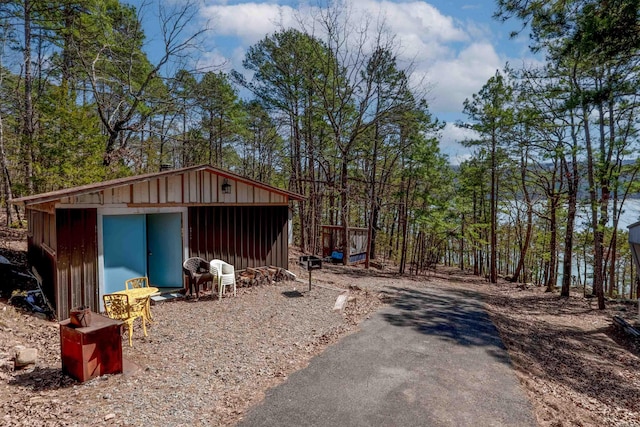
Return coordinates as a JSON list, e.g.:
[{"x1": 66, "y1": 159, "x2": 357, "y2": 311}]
[
  {"x1": 427, "y1": 42, "x2": 503, "y2": 113},
  {"x1": 374, "y1": 0, "x2": 468, "y2": 44},
  {"x1": 196, "y1": 1, "x2": 511, "y2": 122},
  {"x1": 201, "y1": 2, "x2": 297, "y2": 45},
  {"x1": 186, "y1": 0, "x2": 532, "y2": 164},
  {"x1": 319, "y1": 1, "x2": 469, "y2": 61},
  {"x1": 196, "y1": 49, "x2": 232, "y2": 72},
  {"x1": 200, "y1": 1, "x2": 468, "y2": 57},
  {"x1": 440, "y1": 122, "x2": 479, "y2": 164}
]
